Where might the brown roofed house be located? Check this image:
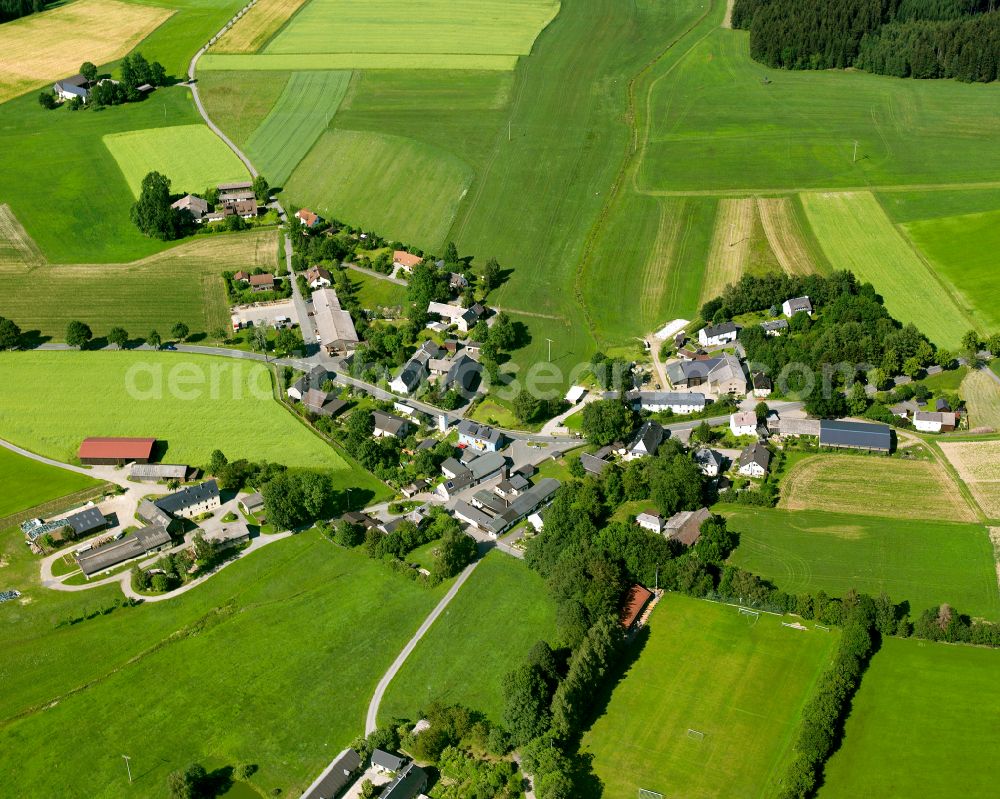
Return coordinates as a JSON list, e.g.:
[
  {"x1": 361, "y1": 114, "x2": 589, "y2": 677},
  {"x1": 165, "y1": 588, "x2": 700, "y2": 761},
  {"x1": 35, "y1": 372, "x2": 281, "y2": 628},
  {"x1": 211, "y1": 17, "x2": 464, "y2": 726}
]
[
  {"x1": 392, "y1": 250, "x2": 422, "y2": 271},
  {"x1": 249, "y1": 273, "x2": 275, "y2": 291}
]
